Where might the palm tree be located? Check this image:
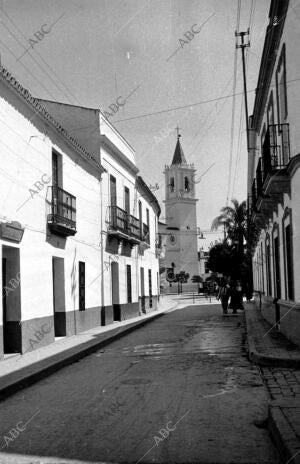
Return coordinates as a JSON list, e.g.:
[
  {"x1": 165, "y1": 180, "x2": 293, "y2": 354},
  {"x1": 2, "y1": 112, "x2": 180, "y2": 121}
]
[{"x1": 211, "y1": 199, "x2": 247, "y2": 253}]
